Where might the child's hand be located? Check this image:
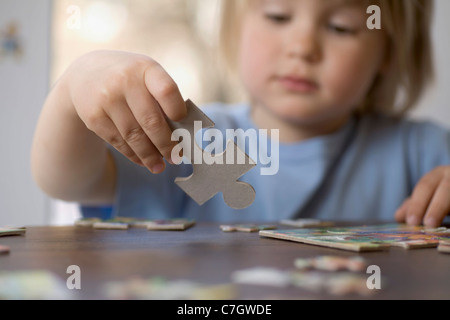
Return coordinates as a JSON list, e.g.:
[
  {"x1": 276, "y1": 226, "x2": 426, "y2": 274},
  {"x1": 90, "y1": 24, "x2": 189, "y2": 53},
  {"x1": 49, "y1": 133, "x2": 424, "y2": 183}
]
[
  {"x1": 395, "y1": 166, "x2": 450, "y2": 227},
  {"x1": 66, "y1": 50, "x2": 186, "y2": 174}
]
